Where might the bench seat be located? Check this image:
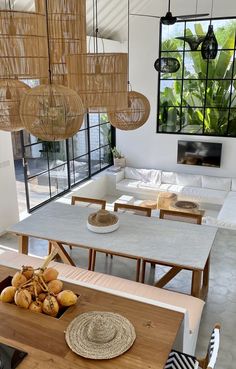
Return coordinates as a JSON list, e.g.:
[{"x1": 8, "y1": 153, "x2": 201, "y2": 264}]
[{"x1": 0, "y1": 250, "x2": 204, "y2": 355}]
